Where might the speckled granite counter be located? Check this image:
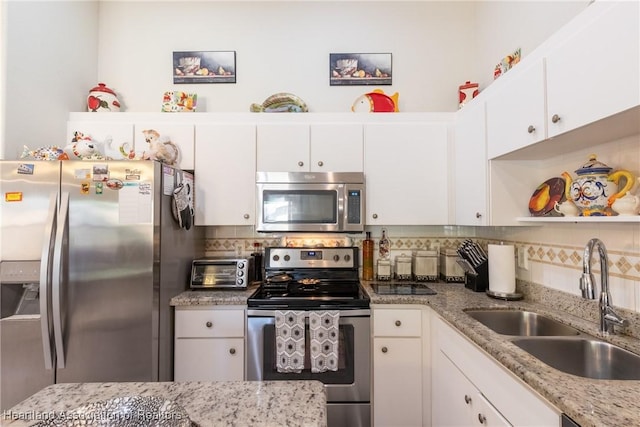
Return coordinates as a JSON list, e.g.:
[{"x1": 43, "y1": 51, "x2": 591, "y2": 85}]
[
  {"x1": 168, "y1": 281, "x2": 640, "y2": 427},
  {"x1": 2, "y1": 381, "x2": 326, "y2": 427},
  {"x1": 170, "y1": 284, "x2": 258, "y2": 306},
  {"x1": 364, "y1": 281, "x2": 640, "y2": 427}
]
